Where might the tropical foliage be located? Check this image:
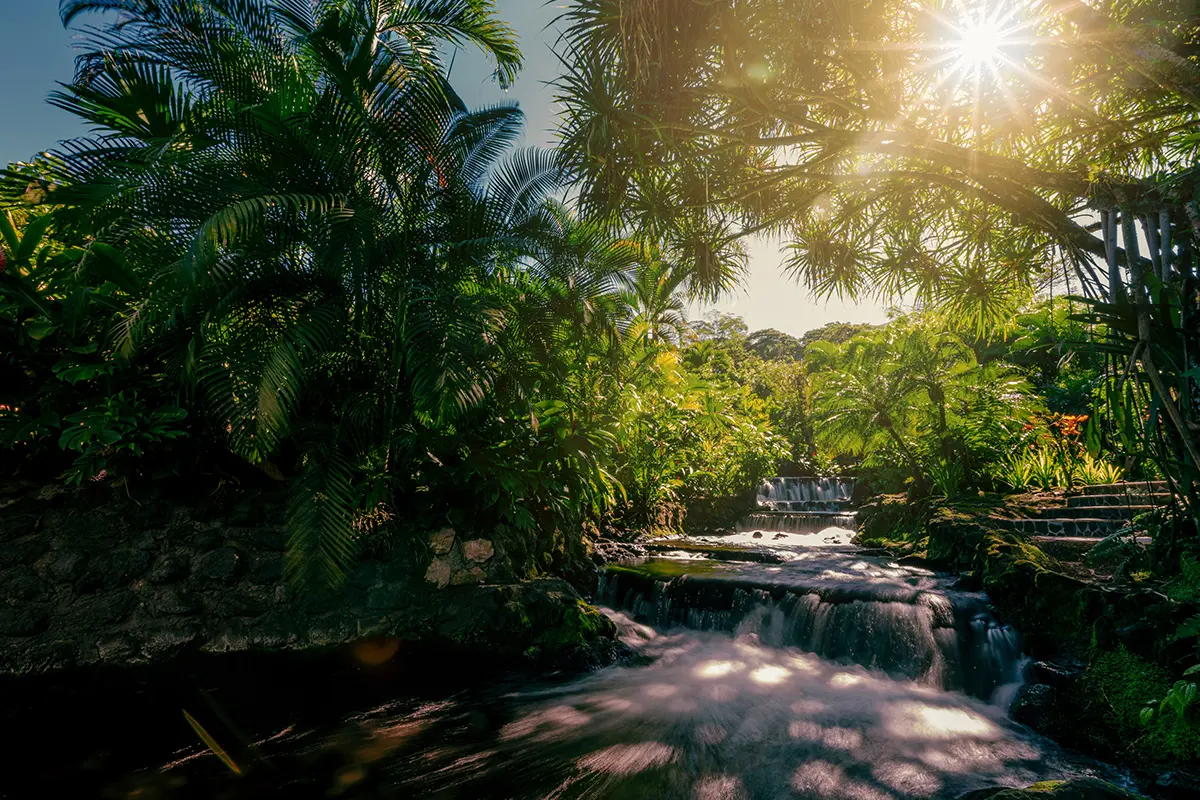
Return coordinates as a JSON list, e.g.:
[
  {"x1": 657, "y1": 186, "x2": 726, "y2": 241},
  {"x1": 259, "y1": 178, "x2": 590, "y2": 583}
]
[{"x1": 0, "y1": 0, "x2": 799, "y2": 583}]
